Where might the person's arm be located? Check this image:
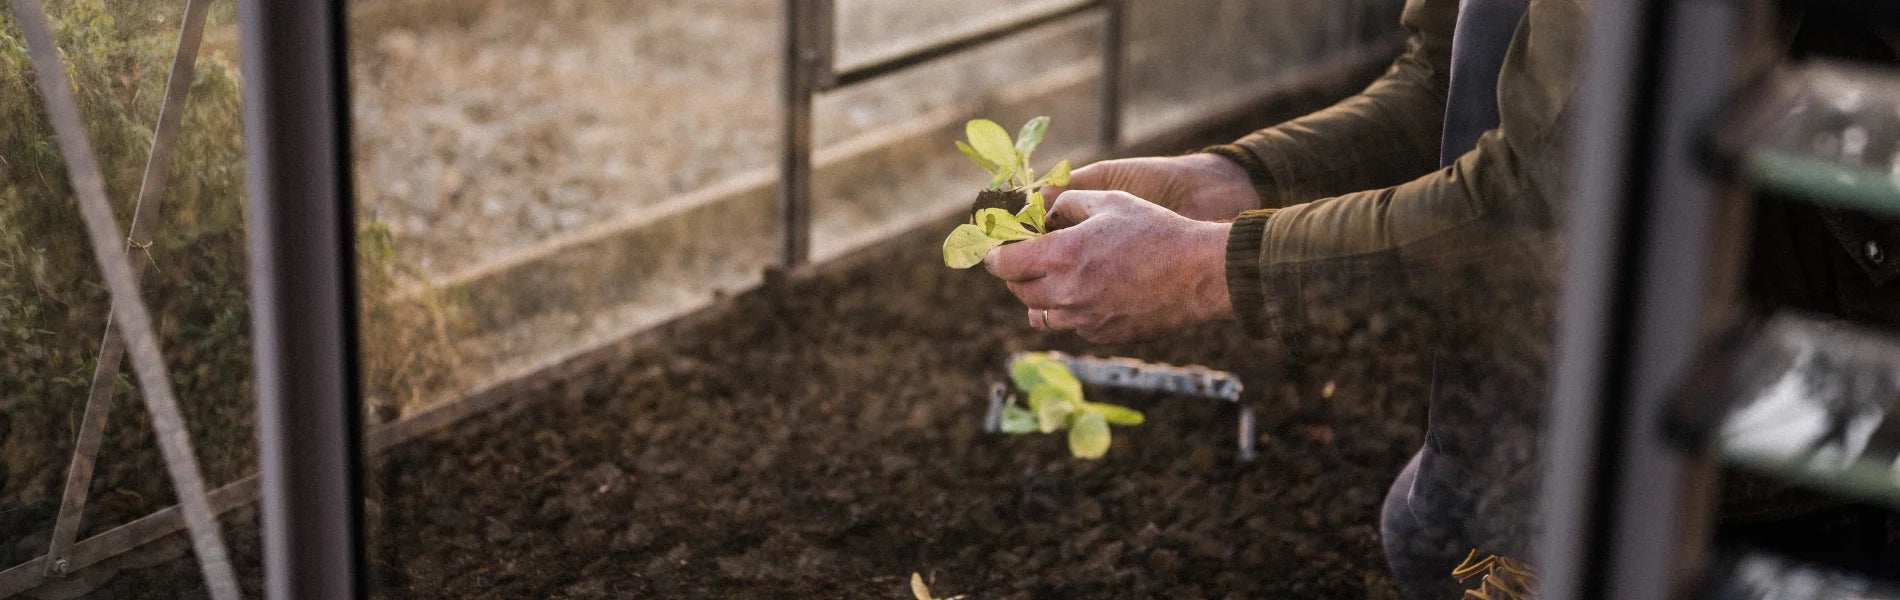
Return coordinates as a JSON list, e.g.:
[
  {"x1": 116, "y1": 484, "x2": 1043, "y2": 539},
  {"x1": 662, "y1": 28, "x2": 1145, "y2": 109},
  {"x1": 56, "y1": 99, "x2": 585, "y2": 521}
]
[
  {"x1": 985, "y1": 0, "x2": 1582, "y2": 346},
  {"x1": 1226, "y1": 0, "x2": 1585, "y2": 342},
  {"x1": 1044, "y1": 0, "x2": 1459, "y2": 223},
  {"x1": 1210, "y1": 0, "x2": 1460, "y2": 211}
]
